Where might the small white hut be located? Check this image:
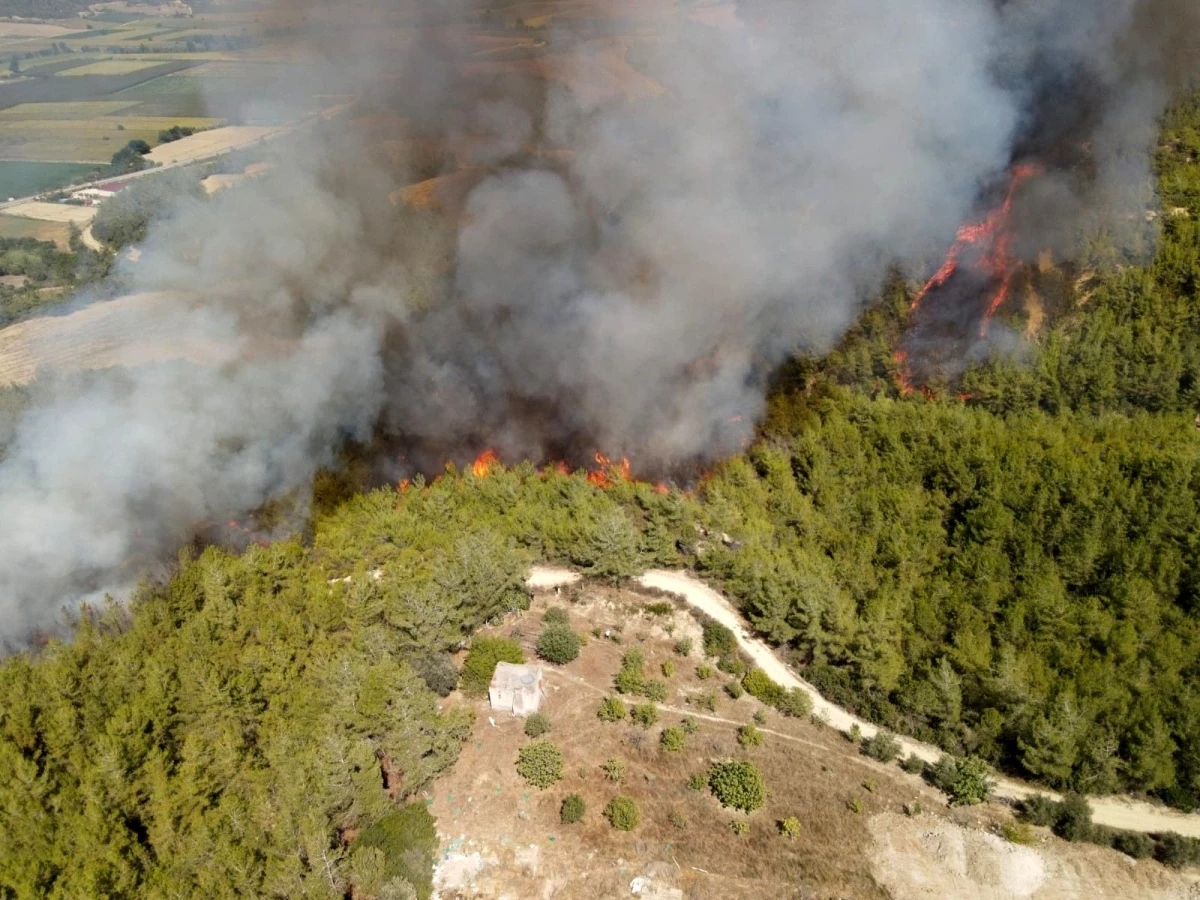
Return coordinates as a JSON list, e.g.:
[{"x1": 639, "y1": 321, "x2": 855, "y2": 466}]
[{"x1": 488, "y1": 662, "x2": 545, "y2": 717}]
